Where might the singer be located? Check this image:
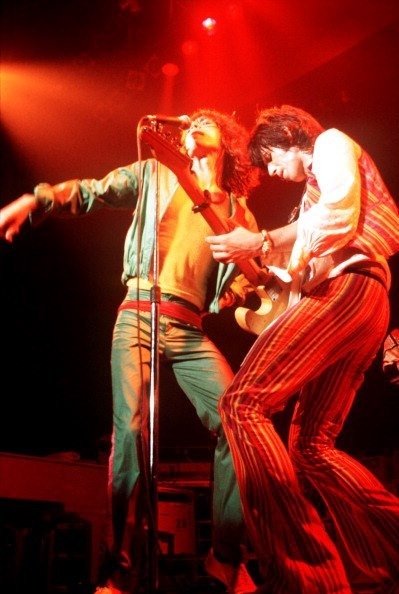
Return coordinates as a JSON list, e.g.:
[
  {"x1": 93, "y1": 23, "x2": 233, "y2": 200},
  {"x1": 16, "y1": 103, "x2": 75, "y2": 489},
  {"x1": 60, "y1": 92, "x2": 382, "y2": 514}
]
[{"x1": 0, "y1": 108, "x2": 260, "y2": 594}]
